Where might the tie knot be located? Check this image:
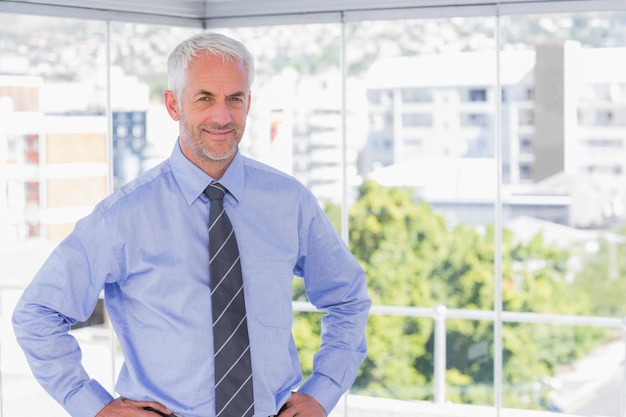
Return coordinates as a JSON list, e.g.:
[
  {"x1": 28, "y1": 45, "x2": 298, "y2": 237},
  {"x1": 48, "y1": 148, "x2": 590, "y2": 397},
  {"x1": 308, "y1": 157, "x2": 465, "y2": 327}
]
[{"x1": 204, "y1": 182, "x2": 226, "y2": 201}]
